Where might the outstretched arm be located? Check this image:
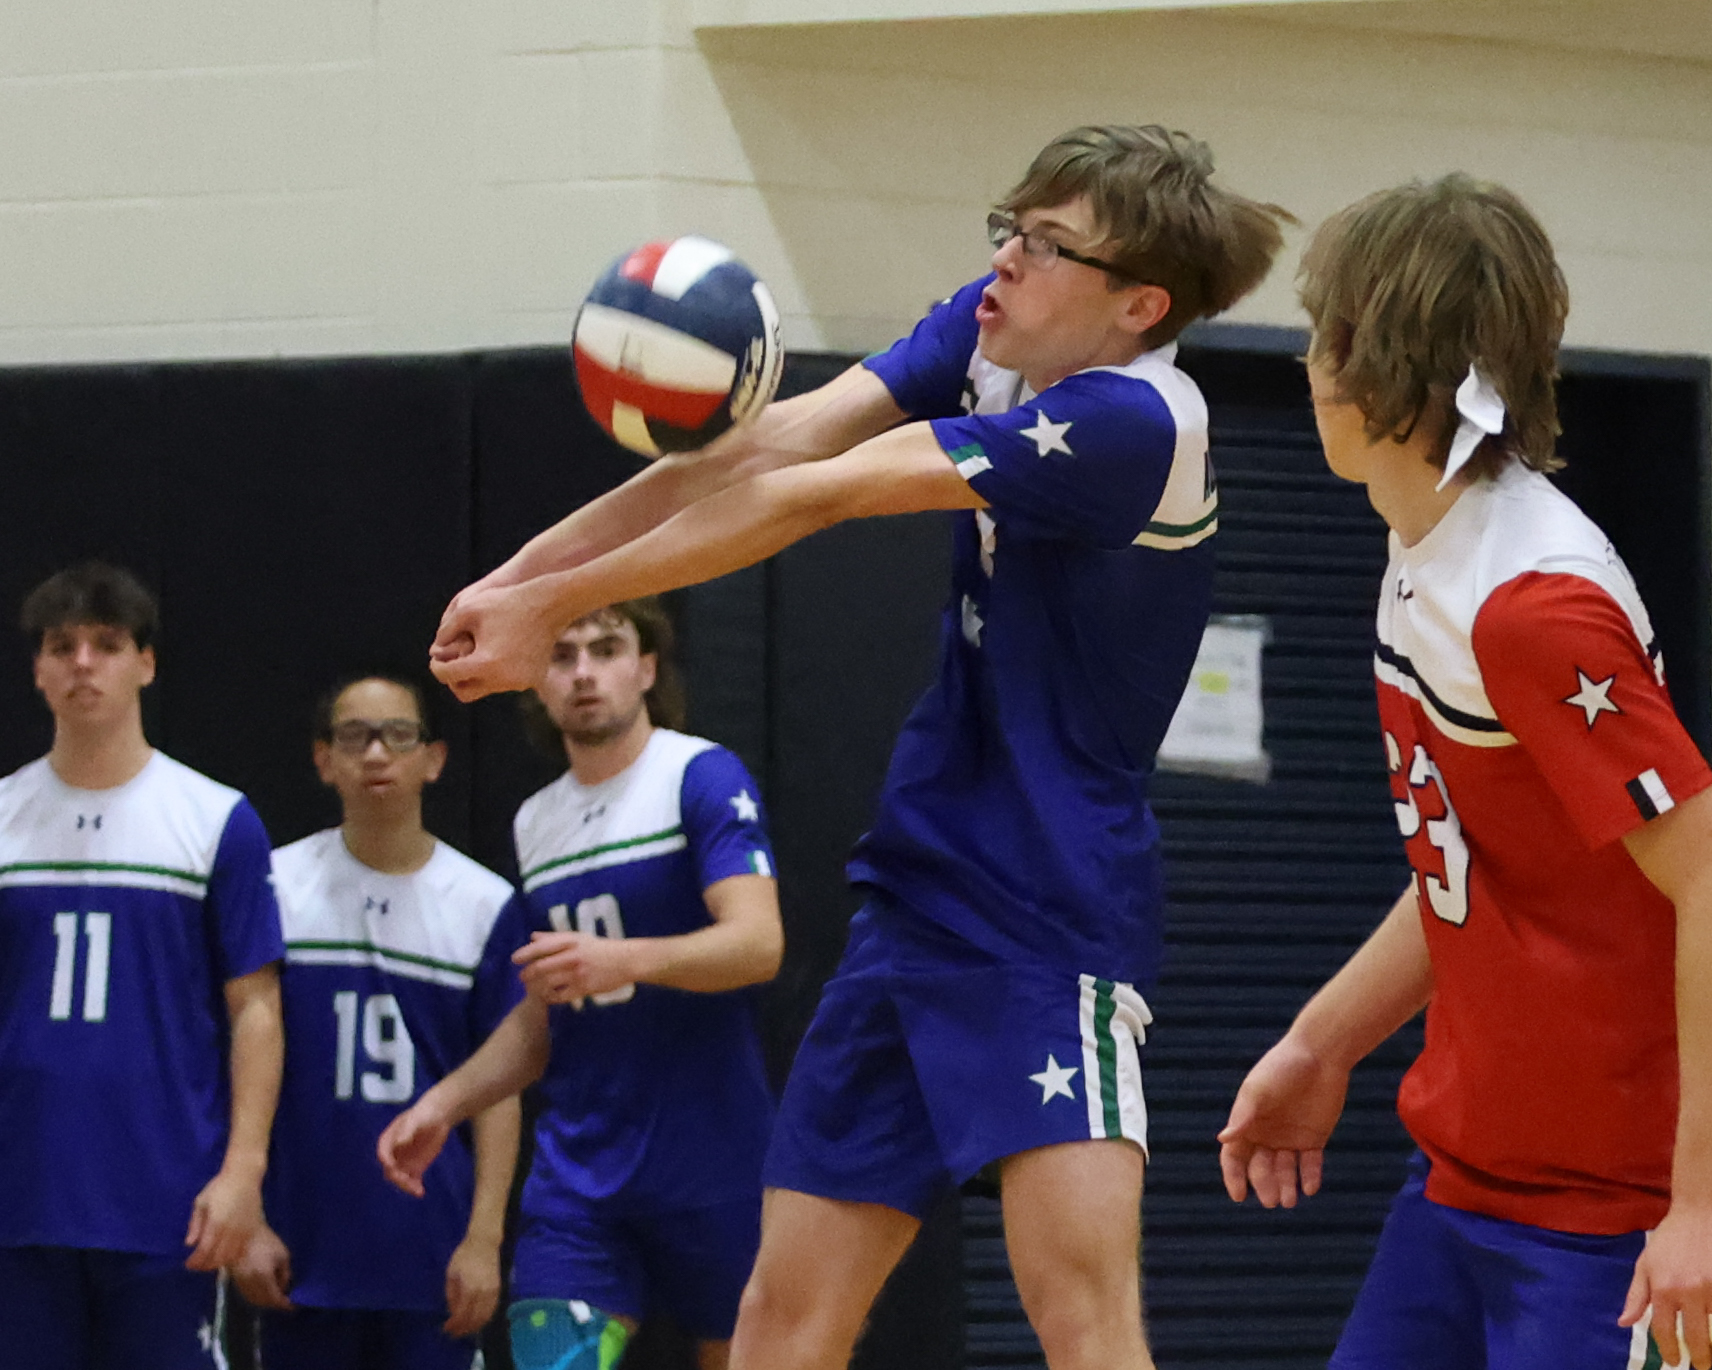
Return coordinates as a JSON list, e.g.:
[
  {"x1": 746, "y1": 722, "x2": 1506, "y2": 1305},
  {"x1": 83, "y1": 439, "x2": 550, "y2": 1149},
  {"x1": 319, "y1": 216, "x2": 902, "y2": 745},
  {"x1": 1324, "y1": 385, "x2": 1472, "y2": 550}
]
[
  {"x1": 377, "y1": 996, "x2": 548, "y2": 1198},
  {"x1": 516, "y1": 872, "x2": 783, "y2": 1004},
  {"x1": 445, "y1": 364, "x2": 905, "y2": 603},
  {"x1": 1219, "y1": 886, "x2": 1432, "y2": 1208},
  {"x1": 1619, "y1": 785, "x2": 1712, "y2": 1370},
  {"x1": 432, "y1": 422, "x2": 984, "y2": 700}
]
